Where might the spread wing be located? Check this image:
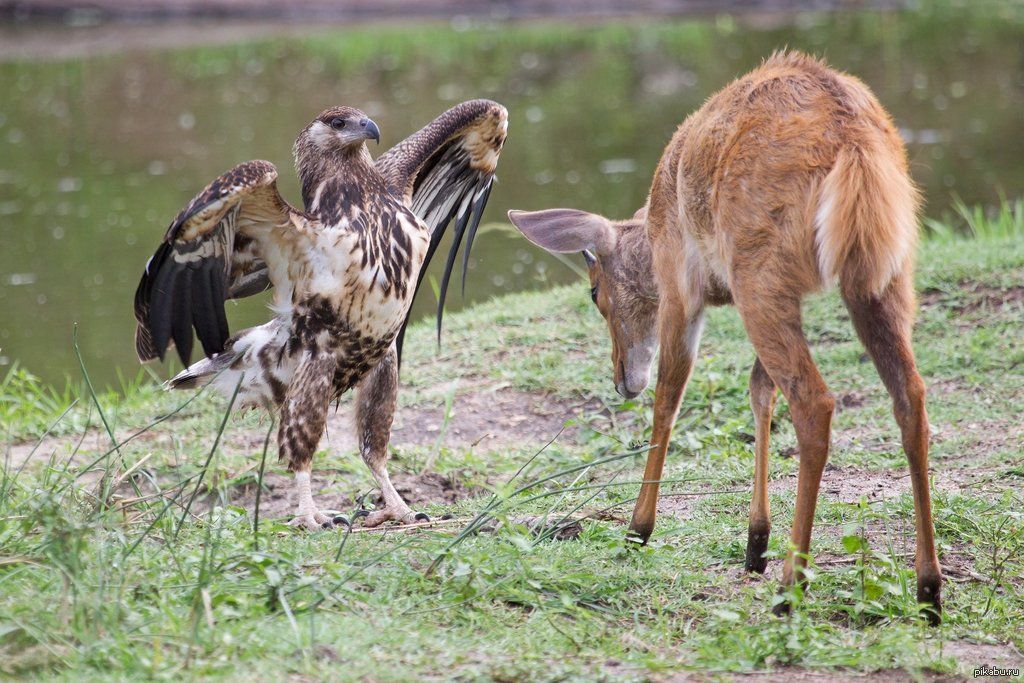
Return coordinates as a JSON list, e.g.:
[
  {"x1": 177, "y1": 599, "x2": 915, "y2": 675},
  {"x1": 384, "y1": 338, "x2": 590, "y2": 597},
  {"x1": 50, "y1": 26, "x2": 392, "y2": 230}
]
[
  {"x1": 134, "y1": 160, "x2": 309, "y2": 366},
  {"x1": 375, "y1": 99, "x2": 508, "y2": 357}
]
